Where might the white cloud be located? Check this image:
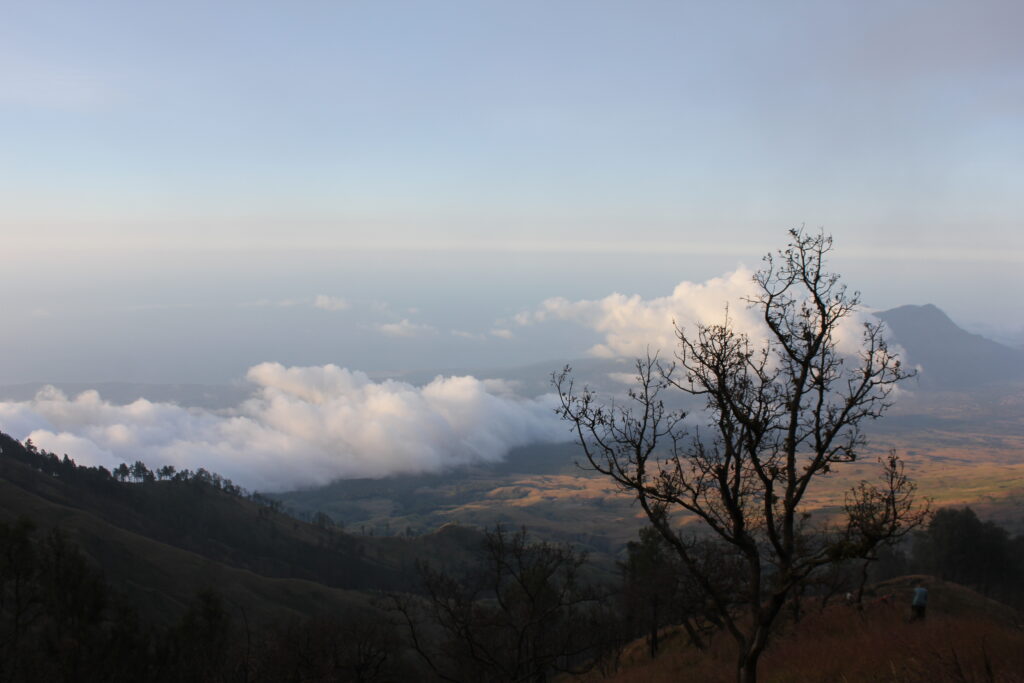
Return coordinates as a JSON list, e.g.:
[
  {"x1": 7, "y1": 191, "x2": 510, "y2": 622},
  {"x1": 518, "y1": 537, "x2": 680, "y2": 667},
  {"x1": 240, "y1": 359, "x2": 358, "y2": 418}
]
[
  {"x1": 243, "y1": 295, "x2": 351, "y2": 311},
  {"x1": 313, "y1": 294, "x2": 350, "y2": 311},
  {"x1": 241, "y1": 298, "x2": 305, "y2": 308},
  {"x1": 450, "y1": 328, "x2": 513, "y2": 341},
  {"x1": 516, "y1": 266, "x2": 888, "y2": 360},
  {"x1": 0, "y1": 365, "x2": 571, "y2": 491},
  {"x1": 377, "y1": 319, "x2": 437, "y2": 338},
  {"x1": 516, "y1": 267, "x2": 761, "y2": 358}
]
